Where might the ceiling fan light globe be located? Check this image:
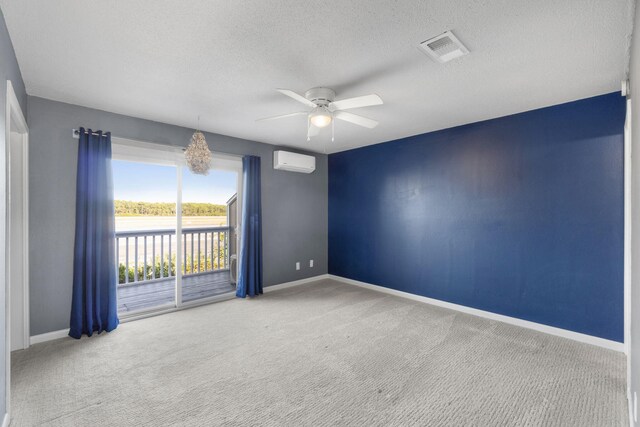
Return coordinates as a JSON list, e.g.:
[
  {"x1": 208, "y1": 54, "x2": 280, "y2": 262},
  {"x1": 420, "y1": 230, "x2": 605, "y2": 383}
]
[{"x1": 309, "y1": 110, "x2": 332, "y2": 128}]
